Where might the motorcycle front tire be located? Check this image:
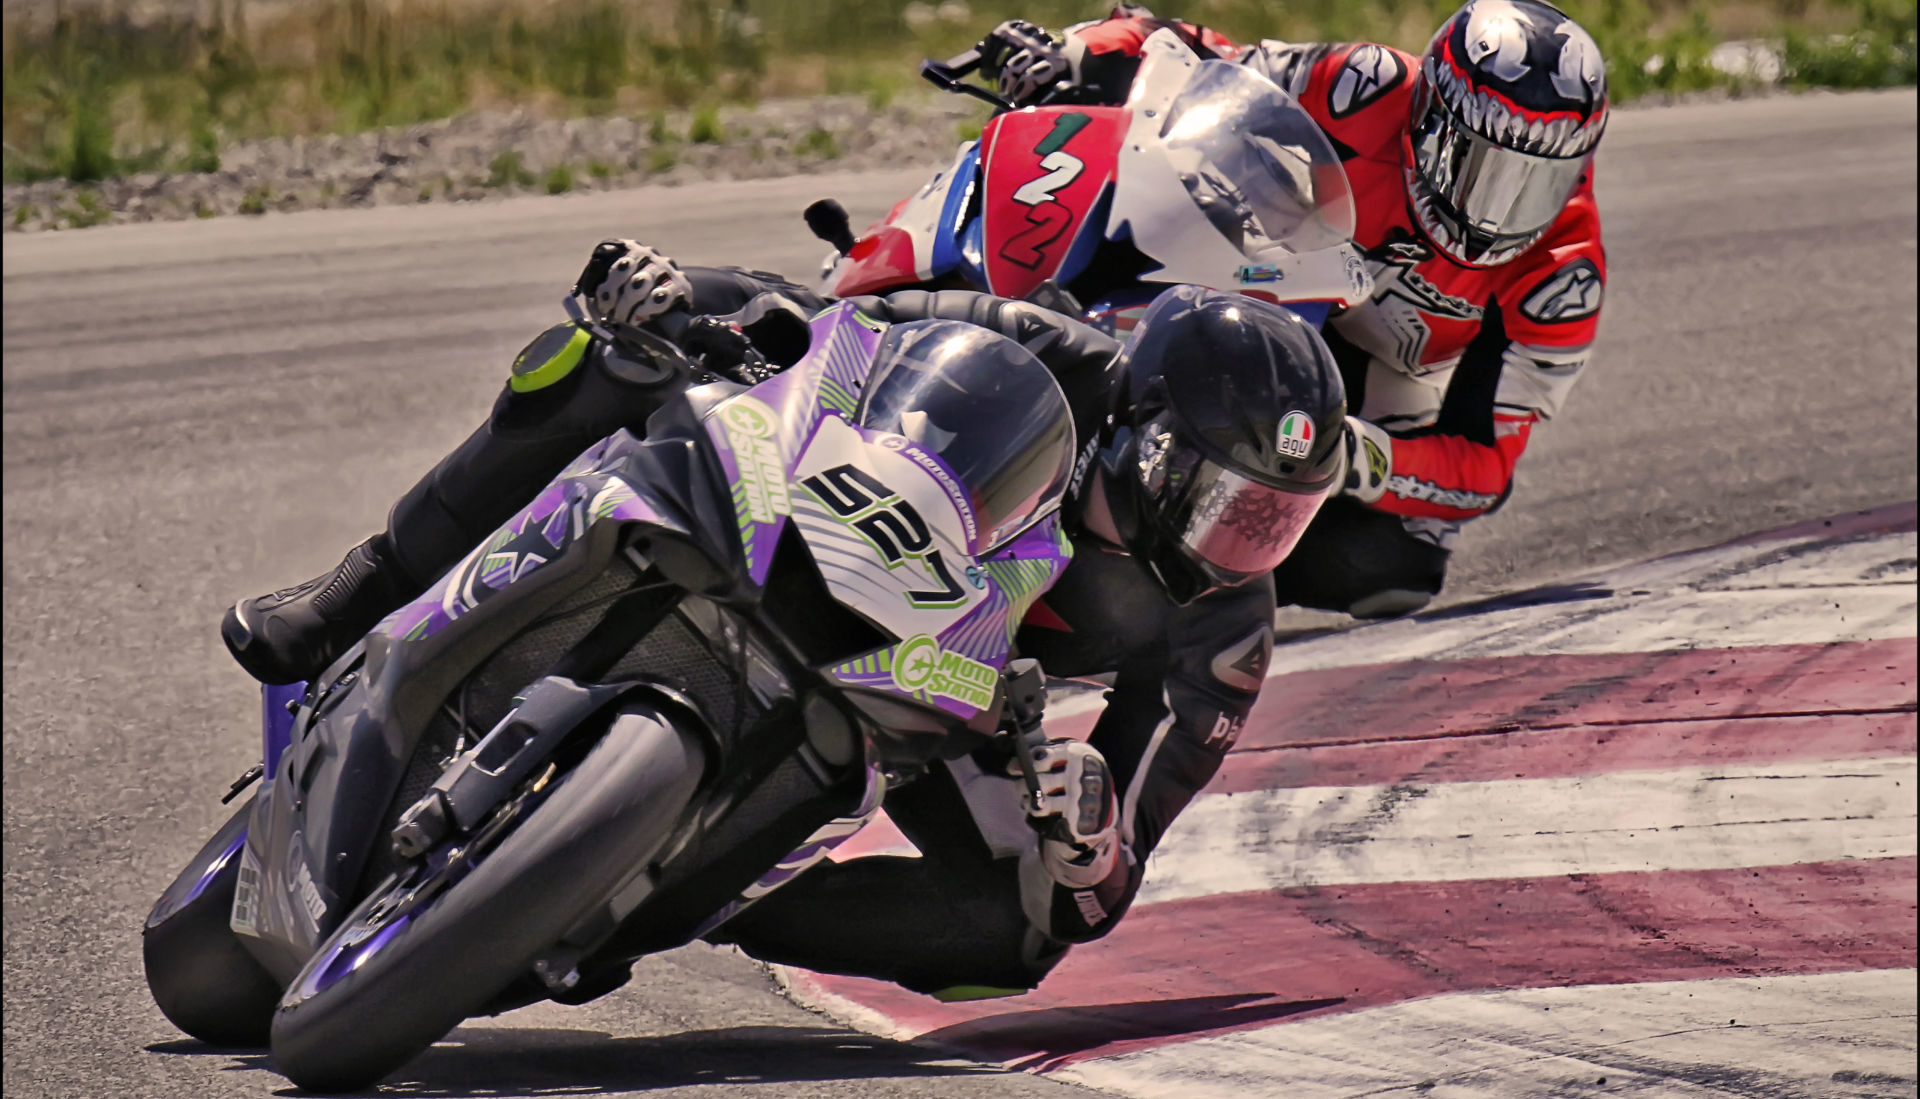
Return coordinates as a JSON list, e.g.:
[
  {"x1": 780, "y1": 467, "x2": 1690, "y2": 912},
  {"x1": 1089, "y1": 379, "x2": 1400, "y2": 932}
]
[
  {"x1": 142, "y1": 797, "x2": 283, "y2": 1048},
  {"x1": 268, "y1": 702, "x2": 705, "y2": 1093}
]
